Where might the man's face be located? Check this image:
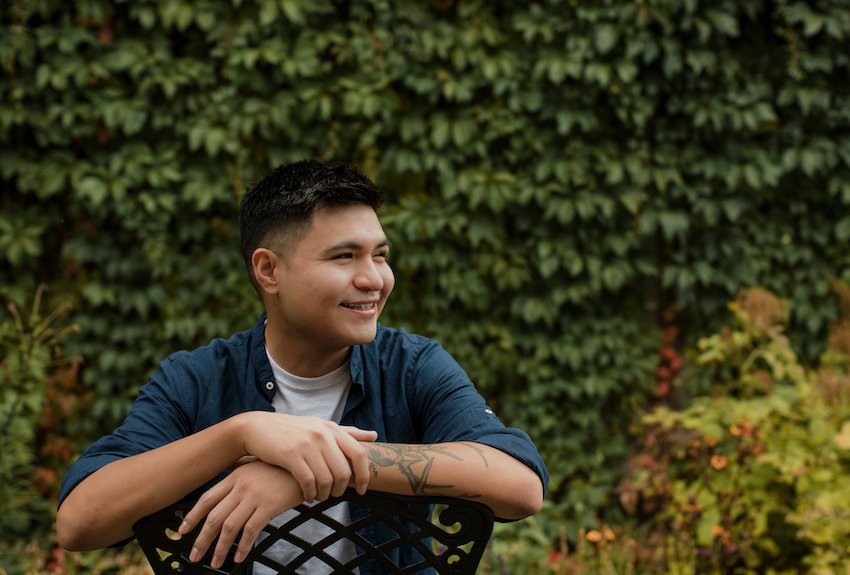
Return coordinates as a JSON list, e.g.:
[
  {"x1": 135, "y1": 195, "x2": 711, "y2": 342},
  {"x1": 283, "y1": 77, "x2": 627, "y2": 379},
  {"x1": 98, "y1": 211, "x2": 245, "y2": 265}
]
[{"x1": 269, "y1": 204, "x2": 395, "y2": 364}]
